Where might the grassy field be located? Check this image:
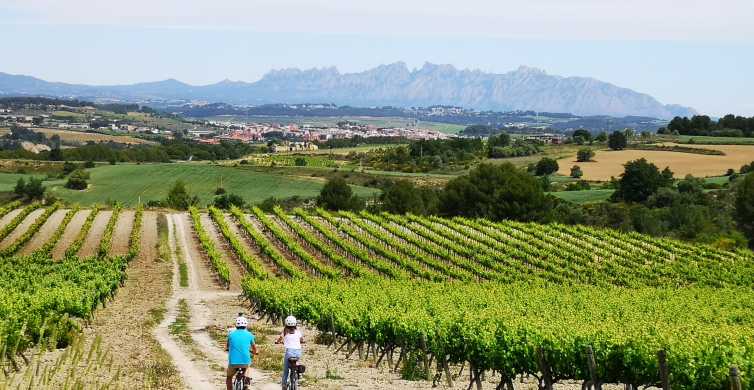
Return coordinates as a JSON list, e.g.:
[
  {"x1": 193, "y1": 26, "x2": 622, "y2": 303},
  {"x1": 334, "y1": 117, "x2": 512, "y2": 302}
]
[
  {"x1": 550, "y1": 189, "x2": 615, "y2": 204},
  {"x1": 44, "y1": 163, "x2": 380, "y2": 206},
  {"x1": 676, "y1": 135, "x2": 754, "y2": 145}
]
